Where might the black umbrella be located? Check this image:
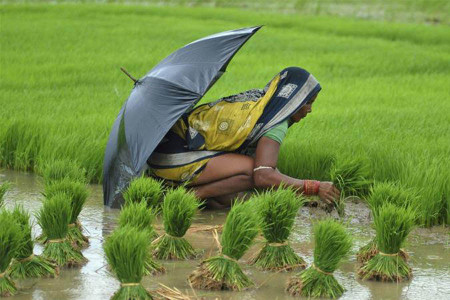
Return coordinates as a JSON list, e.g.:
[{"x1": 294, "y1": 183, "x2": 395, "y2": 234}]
[{"x1": 103, "y1": 26, "x2": 262, "y2": 208}]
